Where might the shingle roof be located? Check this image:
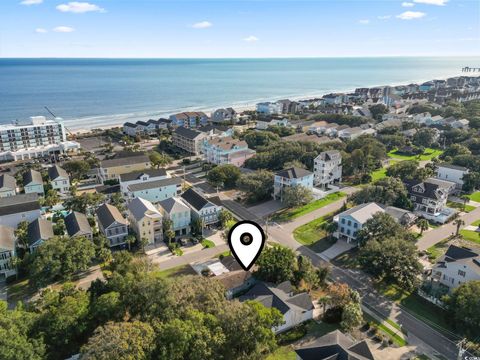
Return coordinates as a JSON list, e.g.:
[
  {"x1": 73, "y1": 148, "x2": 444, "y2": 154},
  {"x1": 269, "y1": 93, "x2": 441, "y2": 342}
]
[
  {"x1": 158, "y1": 197, "x2": 190, "y2": 214},
  {"x1": 127, "y1": 197, "x2": 161, "y2": 221},
  {"x1": 119, "y1": 168, "x2": 167, "y2": 182},
  {"x1": 27, "y1": 218, "x2": 54, "y2": 245},
  {"x1": 181, "y1": 188, "x2": 212, "y2": 211},
  {"x1": 276, "y1": 167, "x2": 313, "y2": 179},
  {"x1": 316, "y1": 150, "x2": 341, "y2": 162},
  {"x1": 23, "y1": 169, "x2": 43, "y2": 186},
  {"x1": 0, "y1": 225, "x2": 15, "y2": 251},
  {"x1": 340, "y1": 202, "x2": 384, "y2": 224},
  {"x1": 48, "y1": 165, "x2": 68, "y2": 180},
  {"x1": 436, "y1": 245, "x2": 480, "y2": 276},
  {"x1": 96, "y1": 203, "x2": 127, "y2": 228},
  {"x1": 0, "y1": 174, "x2": 16, "y2": 190},
  {"x1": 127, "y1": 177, "x2": 182, "y2": 192},
  {"x1": 173, "y1": 127, "x2": 204, "y2": 140},
  {"x1": 100, "y1": 153, "x2": 150, "y2": 168},
  {"x1": 0, "y1": 194, "x2": 40, "y2": 216},
  {"x1": 65, "y1": 212, "x2": 92, "y2": 237}
]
